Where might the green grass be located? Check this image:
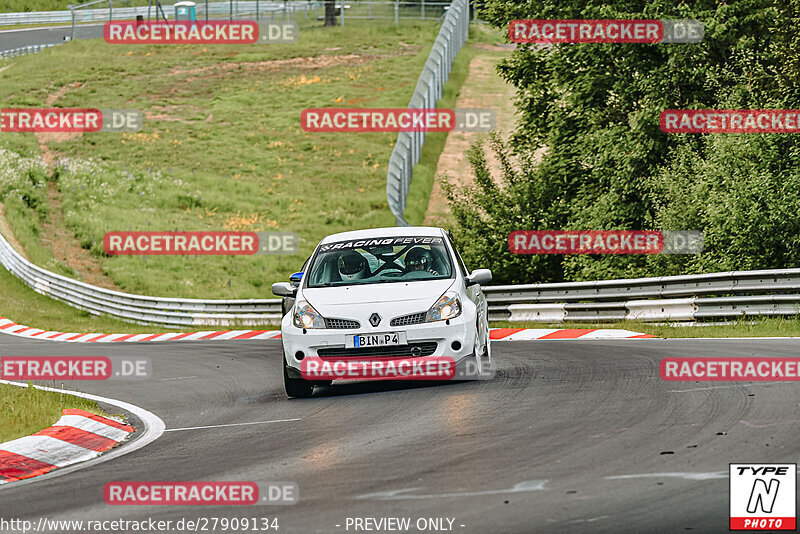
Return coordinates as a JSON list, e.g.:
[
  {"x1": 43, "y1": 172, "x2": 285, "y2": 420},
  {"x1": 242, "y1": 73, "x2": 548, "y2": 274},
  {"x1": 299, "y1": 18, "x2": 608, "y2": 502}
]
[
  {"x1": 490, "y1": 317, "x2": 800, "y2": 338},
  {"x1": 0, "y1": 382, "x2": 102, "y2": 443},
  {"x1": 0, "y1": 19, "x2": 491, "y2": 302},
  {"x1": 0, "y1": 0, "x2": 165, "y2": 12},
  {"x1": 0, "y1": 0, "x2": 440, "y2": 15},
  {"x1": 0, "y1": 263, "x2": 202, "y2": 332}
]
